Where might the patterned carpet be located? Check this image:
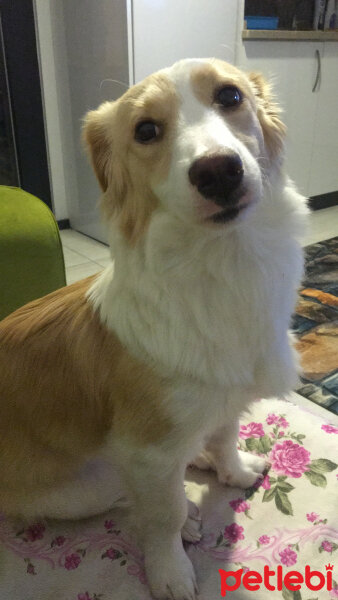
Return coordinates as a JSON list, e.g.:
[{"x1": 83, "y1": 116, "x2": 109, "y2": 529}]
[
  {"x1": 1, "y1": 398, "x2": 337, "y2": 600},
  {"x1": 293, "y1": 236, "x2": 338, "y2": 416}
]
